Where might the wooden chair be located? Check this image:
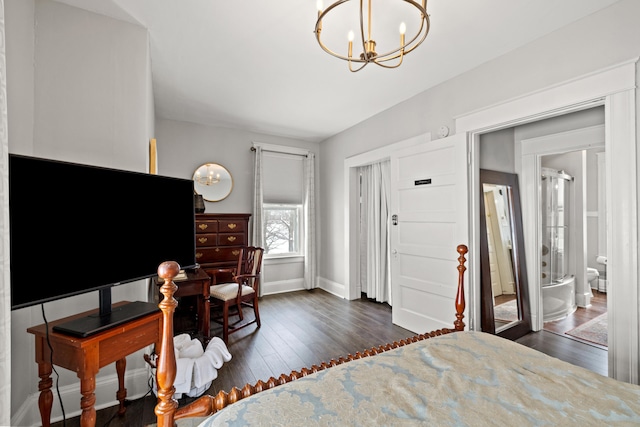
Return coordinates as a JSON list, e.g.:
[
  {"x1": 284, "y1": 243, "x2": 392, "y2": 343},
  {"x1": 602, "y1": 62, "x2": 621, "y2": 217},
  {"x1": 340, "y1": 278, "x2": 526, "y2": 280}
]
[{"x1": 209, "y1": 246, "x2": 264, "y2": 343}]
